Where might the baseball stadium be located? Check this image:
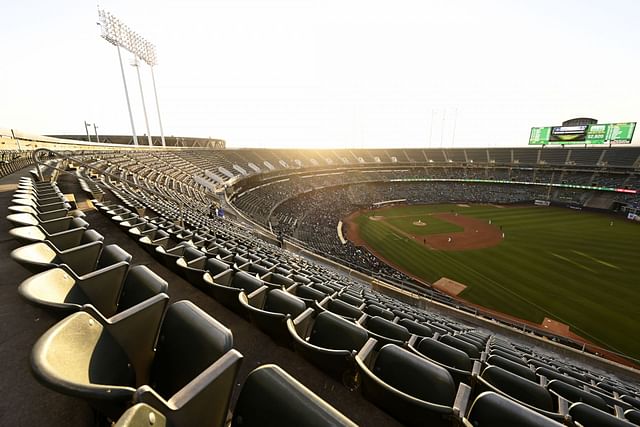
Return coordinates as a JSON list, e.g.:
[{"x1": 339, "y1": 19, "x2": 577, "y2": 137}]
[{"x1": 2, "y1": 2, "x2": 640, "y2": 427}]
